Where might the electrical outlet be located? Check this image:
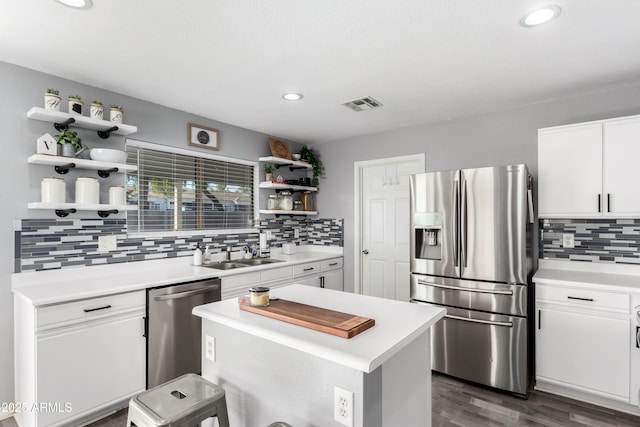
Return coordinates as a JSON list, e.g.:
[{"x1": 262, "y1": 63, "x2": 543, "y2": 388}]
[
  {"x1": 294, "y1": 228, "x2": 300, "y2": 238},
  {"x1": 98, "y1": 235, "x2": 117, "y2": 252},
  {"x1": 562, "y1": 233, "x2": 575, "y2": 248},
  {"x1": 334, "y1": 386, "x2": 354, "y2": 427},
  {"x1": 205, "y1": 335, "x2": 215, "y2": 362}
]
